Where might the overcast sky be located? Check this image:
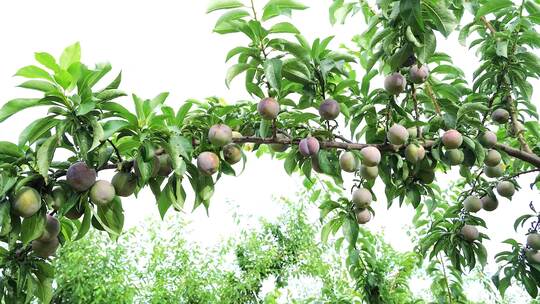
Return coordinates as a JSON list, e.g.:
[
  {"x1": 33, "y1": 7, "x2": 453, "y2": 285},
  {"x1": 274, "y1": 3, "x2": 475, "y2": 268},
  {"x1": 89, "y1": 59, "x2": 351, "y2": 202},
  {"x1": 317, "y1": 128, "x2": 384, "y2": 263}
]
[{"x1": 0, "y1": 0, "x2": 537, "y2": 300}]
